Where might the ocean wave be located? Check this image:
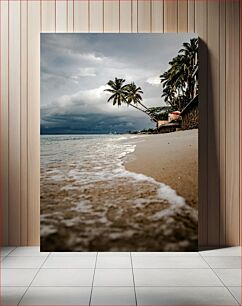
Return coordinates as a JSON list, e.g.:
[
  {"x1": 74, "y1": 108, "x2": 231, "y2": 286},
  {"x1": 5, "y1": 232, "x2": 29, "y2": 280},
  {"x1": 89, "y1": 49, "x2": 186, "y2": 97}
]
[
  {"x1": 41, "y1": 134, "x2": 189, "y2": 208},
  {"x1": 40, "y1": 134, "x2": 198, "y2": 251}
]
